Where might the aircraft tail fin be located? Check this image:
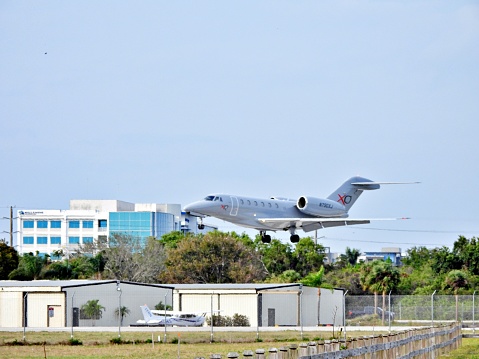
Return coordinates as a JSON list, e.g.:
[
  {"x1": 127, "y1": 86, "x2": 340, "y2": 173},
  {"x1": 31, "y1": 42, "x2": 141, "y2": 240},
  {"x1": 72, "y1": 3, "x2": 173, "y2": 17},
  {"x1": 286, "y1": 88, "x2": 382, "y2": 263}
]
[
  {"x1": 327, "y1": 176, "x2": 379, "y2": 212},
  {"x1": 140, "y1": 305, "x2": 154, "y2": 322}
]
